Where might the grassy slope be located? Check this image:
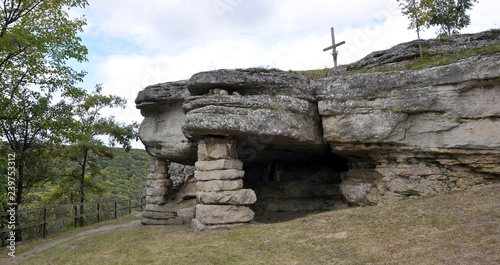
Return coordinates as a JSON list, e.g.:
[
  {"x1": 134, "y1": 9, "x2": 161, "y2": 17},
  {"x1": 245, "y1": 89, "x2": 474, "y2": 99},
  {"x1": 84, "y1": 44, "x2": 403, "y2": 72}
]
[{"x1": 6, "y1": 184, "x2": 499, "y2": 265}]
